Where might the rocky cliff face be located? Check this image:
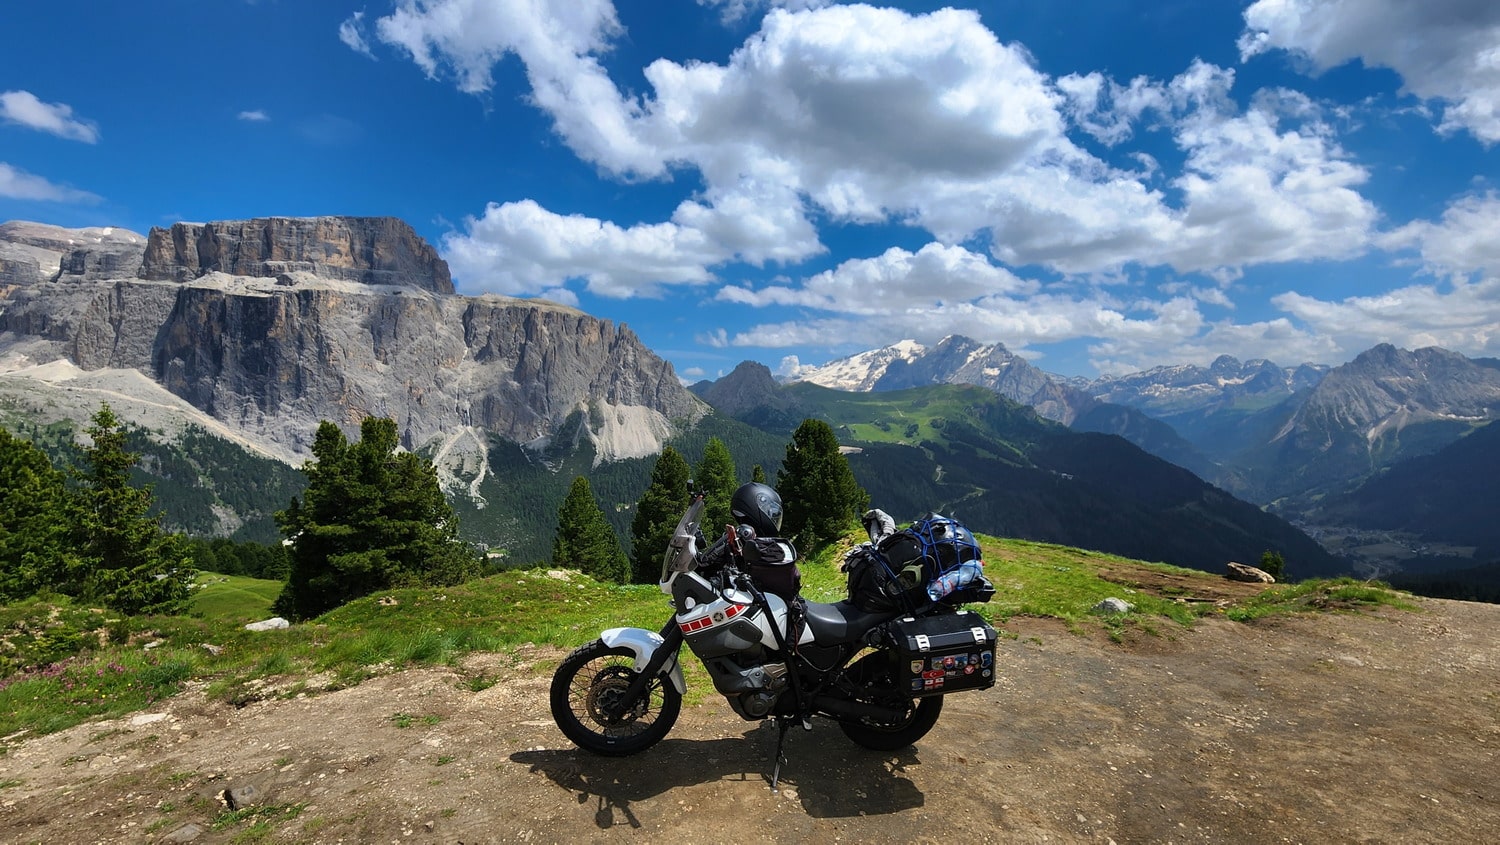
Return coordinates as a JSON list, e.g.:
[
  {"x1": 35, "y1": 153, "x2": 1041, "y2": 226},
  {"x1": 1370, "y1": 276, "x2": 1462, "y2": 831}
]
[
  {"x1": 0, "y1": 221, "x2": 145, "y2": 288},
  {"x1": 0, "y1": 217, "x2": 704, "y2": 464},
  {"x1": 139, "y1": 217, "x2": 454, "y2": 293},
  {"x1": 1282, "y1": 344, "x2": 1500, "y2": 448}
]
